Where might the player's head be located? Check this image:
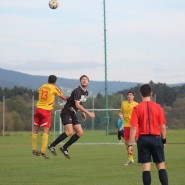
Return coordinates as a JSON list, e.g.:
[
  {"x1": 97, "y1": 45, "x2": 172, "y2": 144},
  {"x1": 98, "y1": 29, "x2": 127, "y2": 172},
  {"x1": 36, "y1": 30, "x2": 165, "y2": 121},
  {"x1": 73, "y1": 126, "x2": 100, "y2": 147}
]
[
  {"x1": 80, "y1": 75, "x2": 89, "y2": 88},
  {"x1": 48, "y1": 75, "x2": 57, "y2": 84},
  {"x1": 80, "y1": 75, "x2": 89, "y2": 81},
  {"x1": 127, "y1": 90, "x2": 135, "y2": 102},
  {"x1": 139, "y1": 84, "x2": 152, "y2": 97},
  {"x1": 119, "y1": 113, "x2": 123, "y2": 119}
]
